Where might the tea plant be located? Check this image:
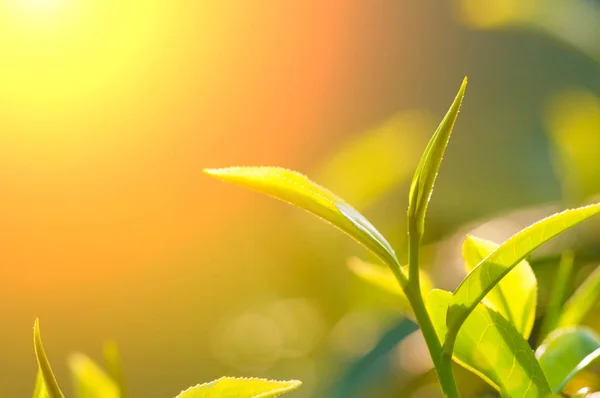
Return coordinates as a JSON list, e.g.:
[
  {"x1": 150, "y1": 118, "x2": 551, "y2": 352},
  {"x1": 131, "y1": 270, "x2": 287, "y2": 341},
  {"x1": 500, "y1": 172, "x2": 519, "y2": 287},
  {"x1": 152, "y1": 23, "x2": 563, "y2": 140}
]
[
  {"x1": 31, "y1": 319, "x2": 301, "y2": 398},
  {"x1": 205, "y1": 78, "x2": 600, "y2": 397}
]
